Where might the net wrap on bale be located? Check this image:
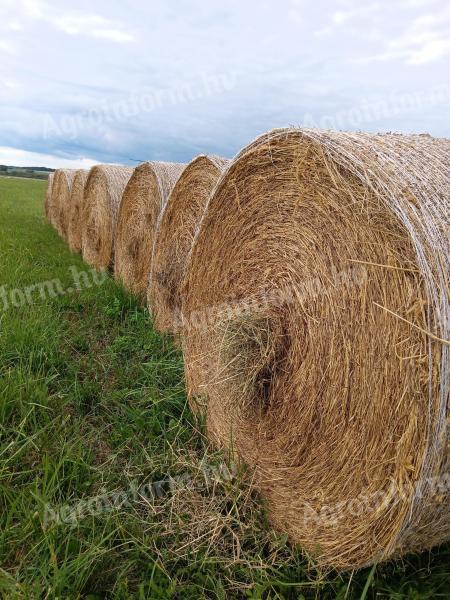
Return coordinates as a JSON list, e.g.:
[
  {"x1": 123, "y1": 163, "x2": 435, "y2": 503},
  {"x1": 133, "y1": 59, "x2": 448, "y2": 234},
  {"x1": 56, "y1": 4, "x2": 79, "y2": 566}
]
[
  {"x1": 67, "y1": 169, "x2": 89, "y2": 253},
  {"x1": 182, "y1": 128, "x2": 450, "y2": 569},
  {"x1": 81, "y1": 165, "x2": 134, "y2": 270},
  {"x1": 149, "y1": 155, "x2": 230, "y2": 333},
  {"x1": 114, "y1": 161, "x2": 185, "y2": 298}
]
